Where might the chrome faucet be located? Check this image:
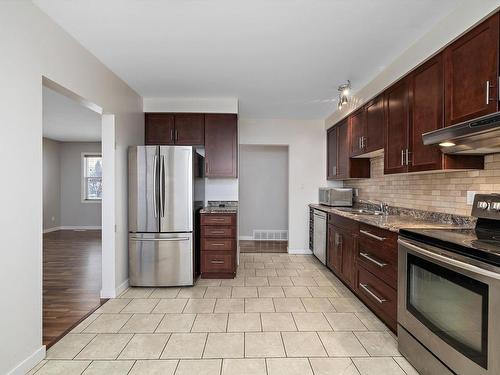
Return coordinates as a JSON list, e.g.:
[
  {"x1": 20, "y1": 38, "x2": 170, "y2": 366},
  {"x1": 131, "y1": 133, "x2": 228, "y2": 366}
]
[{"x1": 366, "y1": 200, "x2": 389, "y2": 215}]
